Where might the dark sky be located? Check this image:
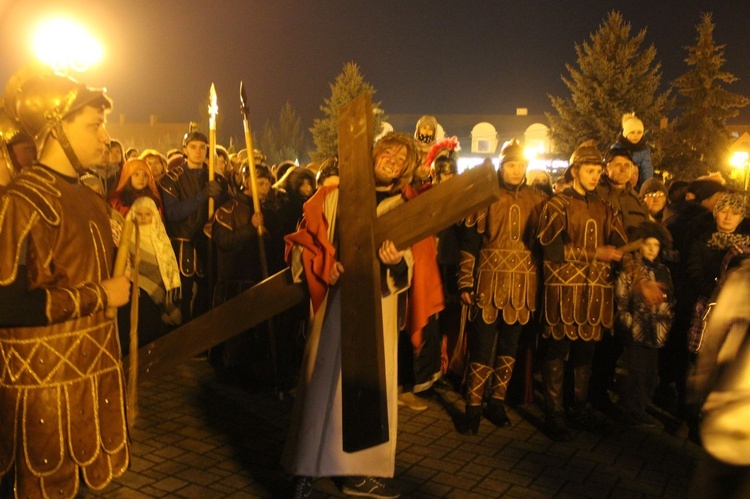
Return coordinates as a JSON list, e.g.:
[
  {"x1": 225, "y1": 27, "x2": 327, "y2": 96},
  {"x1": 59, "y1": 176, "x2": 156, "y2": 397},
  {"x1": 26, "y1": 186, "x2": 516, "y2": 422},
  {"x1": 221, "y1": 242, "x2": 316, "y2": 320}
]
[{"x1": 1, "y1": 0, "x2": 749, "y2": 144}]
